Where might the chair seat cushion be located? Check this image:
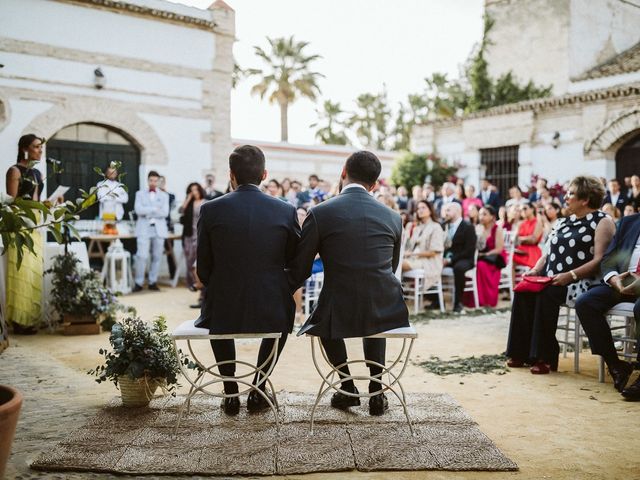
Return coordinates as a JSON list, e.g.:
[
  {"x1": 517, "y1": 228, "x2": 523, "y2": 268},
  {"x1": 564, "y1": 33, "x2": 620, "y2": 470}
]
[
  {"x1": 173, "y1": 319, "x2": 210, "y2": 337},
  {"x1": 607, "y1": 302, "x2": 636, "y2": 316},
  {"x1": 403, "y1": 269, "x2": 424, "y2": 279},
  {"x1": 367, "y1": 325, "x2": 418, "y2": 339}
]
